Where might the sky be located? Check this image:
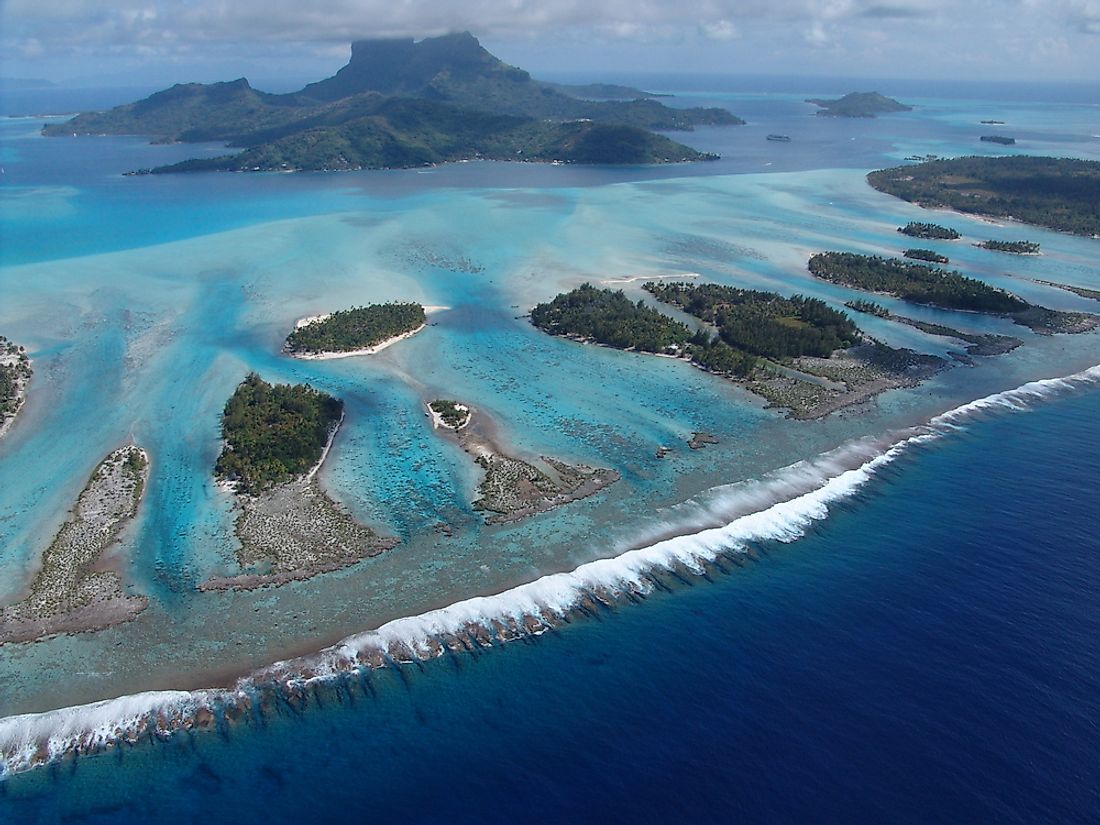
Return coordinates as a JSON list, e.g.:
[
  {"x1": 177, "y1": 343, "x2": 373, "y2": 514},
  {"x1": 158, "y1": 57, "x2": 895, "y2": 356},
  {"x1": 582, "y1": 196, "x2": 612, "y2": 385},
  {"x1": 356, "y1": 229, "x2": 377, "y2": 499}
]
[{"x1": 1, "y1": 0, "x2": 1099, "y2": 88}]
